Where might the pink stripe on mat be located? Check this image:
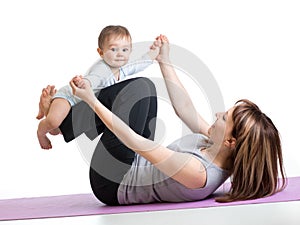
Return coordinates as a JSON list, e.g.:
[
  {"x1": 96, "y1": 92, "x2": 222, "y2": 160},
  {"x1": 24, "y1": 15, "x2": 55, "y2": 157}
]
[{"x1": 1, "y1": 177, "x2": 299, "y2": 221}]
